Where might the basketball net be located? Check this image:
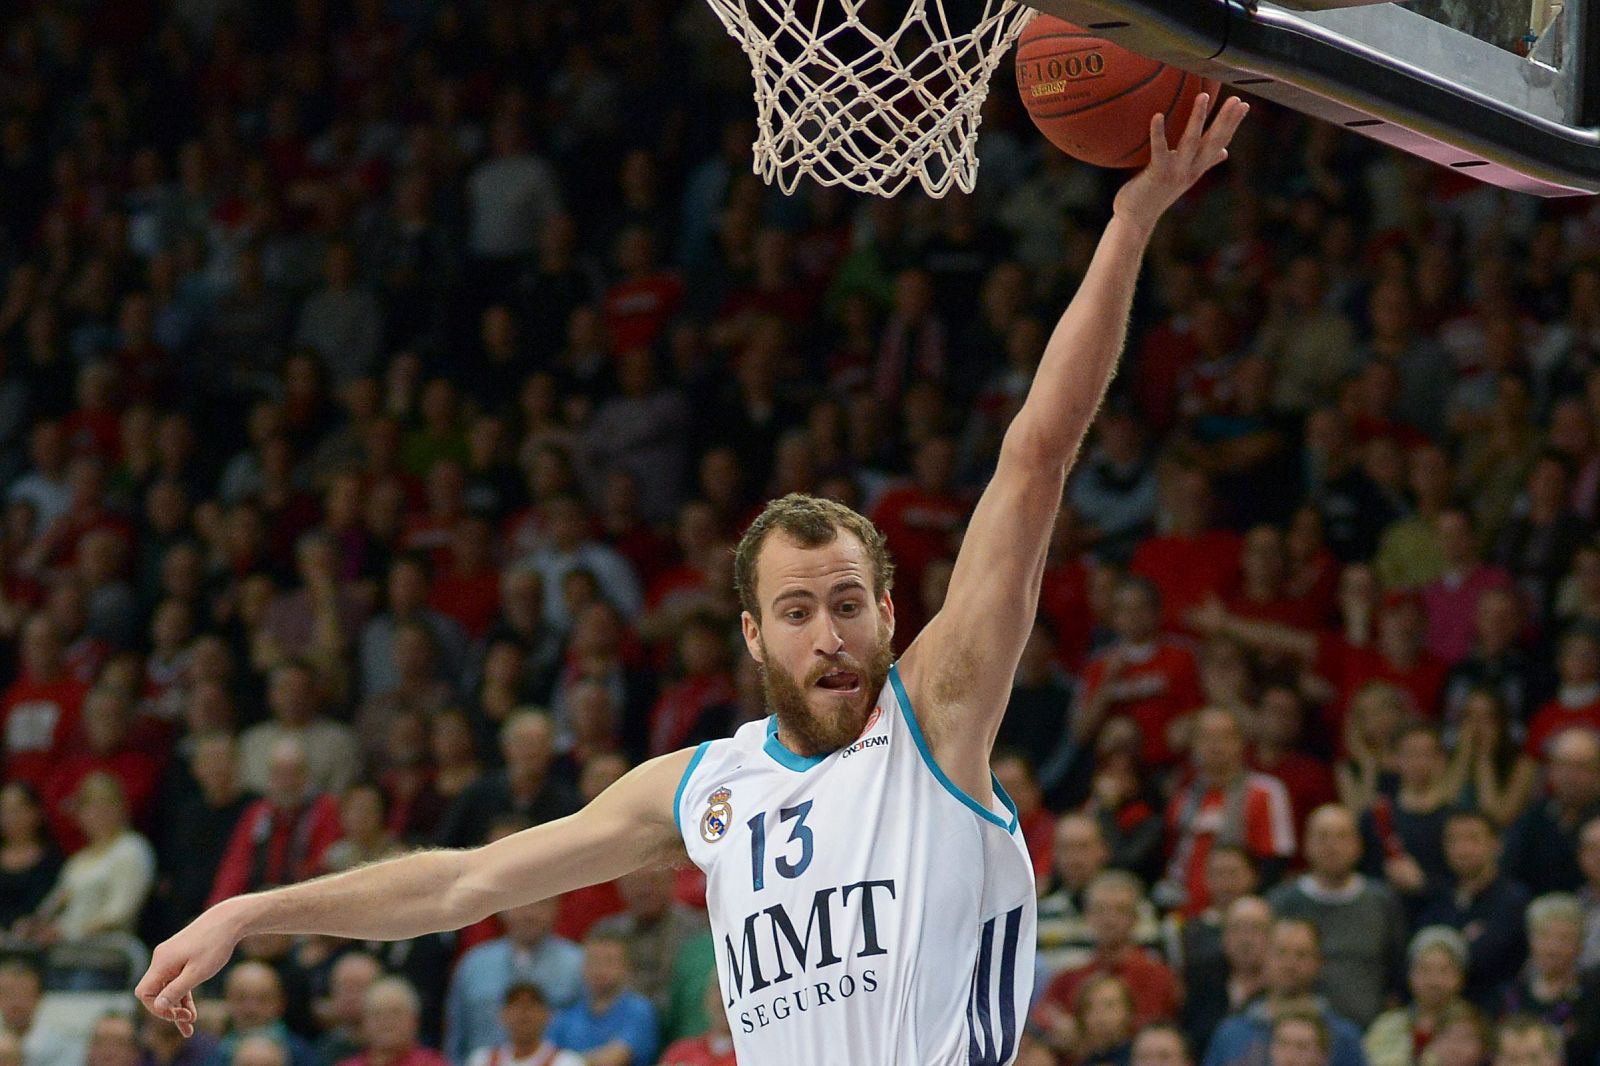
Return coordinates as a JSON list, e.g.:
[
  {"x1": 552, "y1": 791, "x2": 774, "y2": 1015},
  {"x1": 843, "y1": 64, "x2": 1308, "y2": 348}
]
[{"x1": 703, "y1": 0, "x2": 1037, "y2": 197}]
